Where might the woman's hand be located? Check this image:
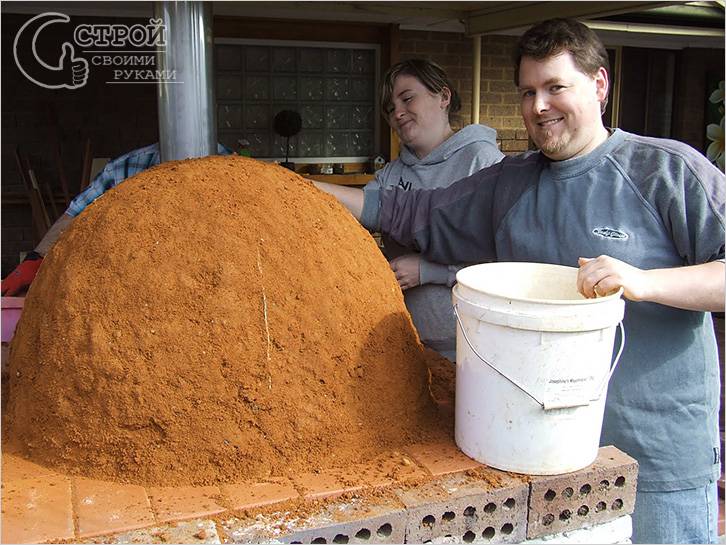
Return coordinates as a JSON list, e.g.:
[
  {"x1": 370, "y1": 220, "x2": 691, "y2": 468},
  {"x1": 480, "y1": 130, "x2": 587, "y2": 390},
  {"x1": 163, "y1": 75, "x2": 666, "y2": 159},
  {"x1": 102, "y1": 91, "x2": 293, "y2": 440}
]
[{"x1": 390, "y1": 254, "x2": 421, "y2": 290}]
